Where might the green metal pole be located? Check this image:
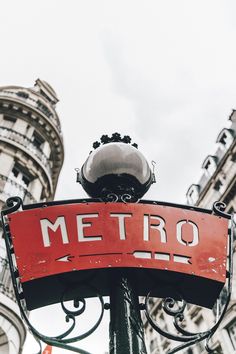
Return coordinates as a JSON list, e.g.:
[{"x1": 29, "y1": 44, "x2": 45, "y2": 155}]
[{"x1": 109, "y1": 270, "x2": 147, "y2": 354}]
